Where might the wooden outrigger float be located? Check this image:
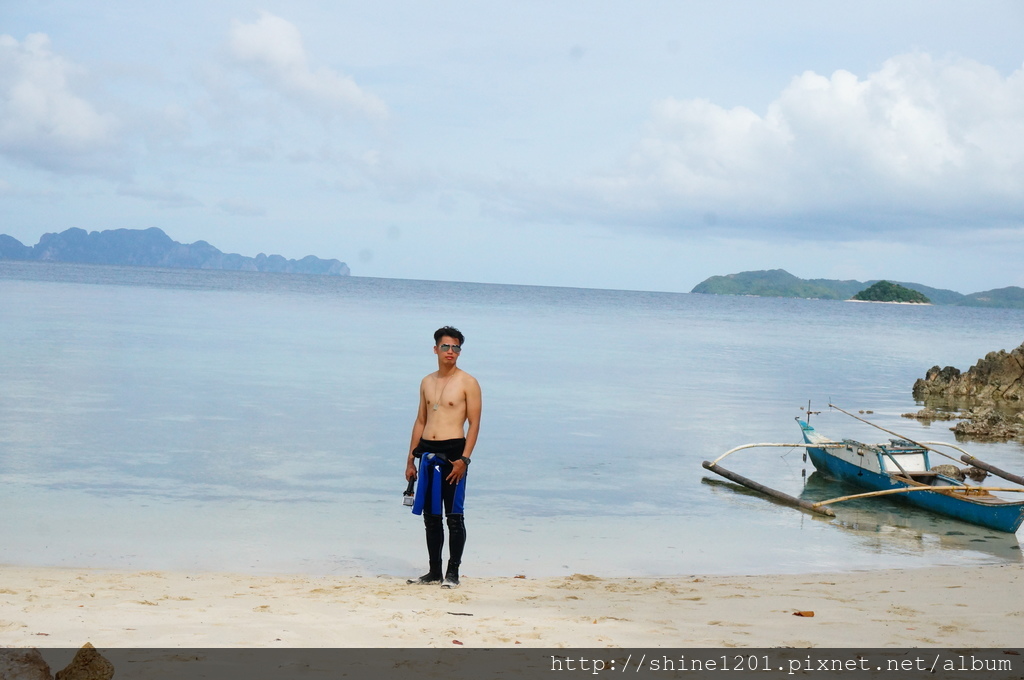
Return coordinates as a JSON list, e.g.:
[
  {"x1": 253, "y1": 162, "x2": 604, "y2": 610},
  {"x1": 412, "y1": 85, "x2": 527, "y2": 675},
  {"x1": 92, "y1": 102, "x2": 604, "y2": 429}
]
[
  {"x1": 703, "y1": 443, "x2": 844, "y2": 517},
  {"x1": 703, "y1": 405, "x2": 1024, "y2": 533}
]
